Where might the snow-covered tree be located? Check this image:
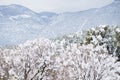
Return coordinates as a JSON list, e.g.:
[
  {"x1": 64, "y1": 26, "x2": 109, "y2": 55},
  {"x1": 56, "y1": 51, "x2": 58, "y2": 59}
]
[{"x1": 0, "y1": 25, "x2": 120, "y2": 80}]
